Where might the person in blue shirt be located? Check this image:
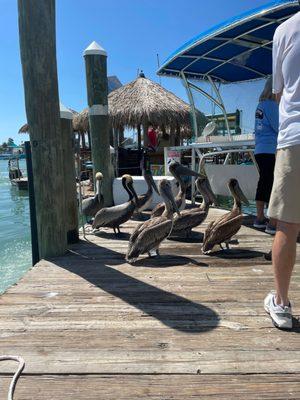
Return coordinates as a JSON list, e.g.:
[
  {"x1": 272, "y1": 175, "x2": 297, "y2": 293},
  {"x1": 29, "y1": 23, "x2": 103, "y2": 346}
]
[{"x1": 253, "y1": 76, "x2": 279, "y2": 234}]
